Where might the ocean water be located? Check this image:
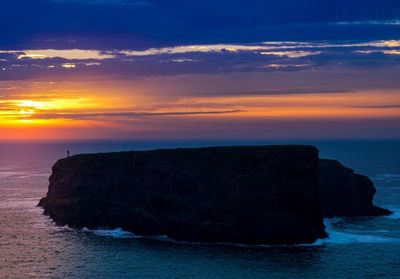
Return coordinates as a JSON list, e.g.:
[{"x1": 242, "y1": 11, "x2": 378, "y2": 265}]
[{"x1": 0, "y1": 140, "x2": 399, "y2": 279}]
